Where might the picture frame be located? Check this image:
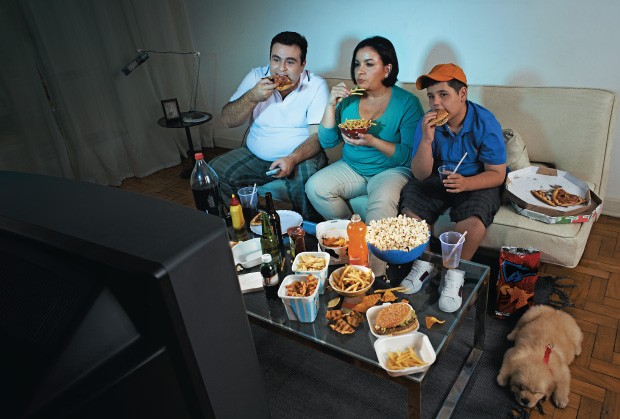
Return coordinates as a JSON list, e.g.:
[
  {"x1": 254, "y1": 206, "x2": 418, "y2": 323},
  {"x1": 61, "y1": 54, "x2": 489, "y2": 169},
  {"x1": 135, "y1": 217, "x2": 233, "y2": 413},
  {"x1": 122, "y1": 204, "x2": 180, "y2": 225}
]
[{"x1": 161, "y1": 98, "x2": 181, "y2": 122}]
